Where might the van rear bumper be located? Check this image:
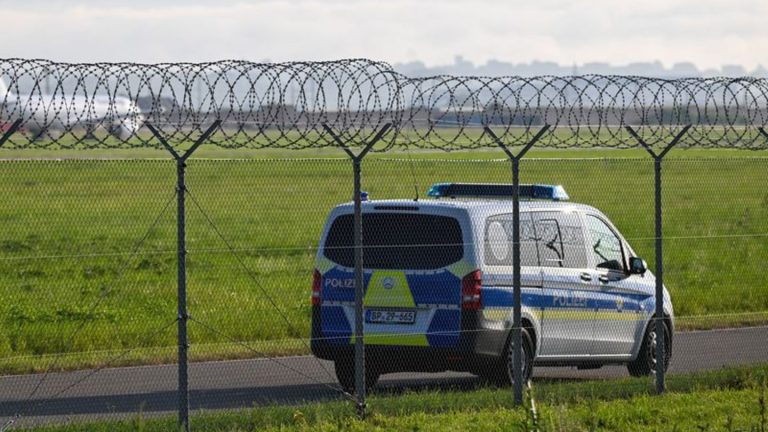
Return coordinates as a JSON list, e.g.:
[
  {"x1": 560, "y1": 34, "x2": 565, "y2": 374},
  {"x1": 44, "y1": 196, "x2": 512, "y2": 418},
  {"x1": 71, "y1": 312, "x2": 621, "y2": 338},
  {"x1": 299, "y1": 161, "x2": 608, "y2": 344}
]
[{"x1": 310, "y1": 306, "x2": 507, "y2": 374}]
